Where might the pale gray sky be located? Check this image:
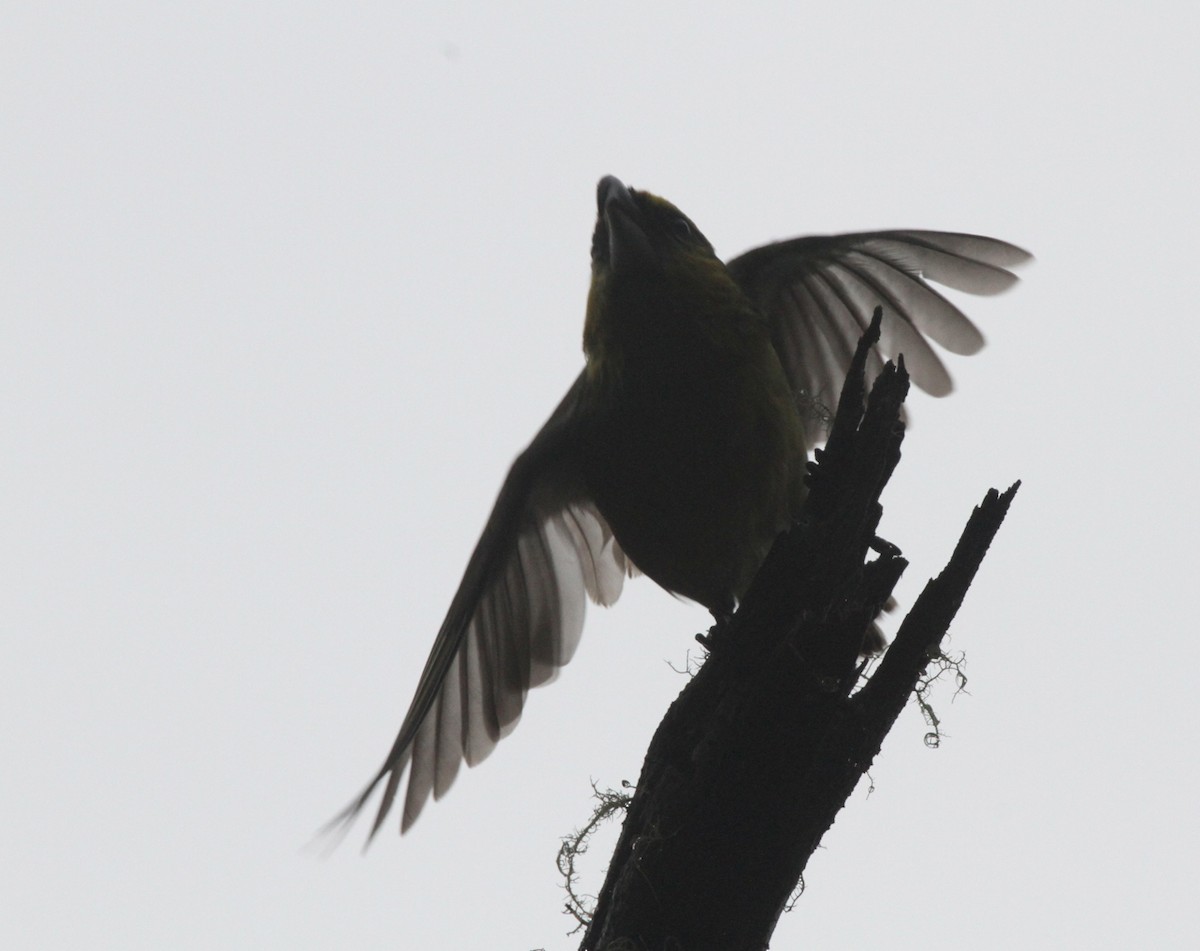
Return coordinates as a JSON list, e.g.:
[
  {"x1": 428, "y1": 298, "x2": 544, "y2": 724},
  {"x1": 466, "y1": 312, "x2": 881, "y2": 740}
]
[{"x1": 4, "y1": 2, "x2": 1198, "y2": 949}]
